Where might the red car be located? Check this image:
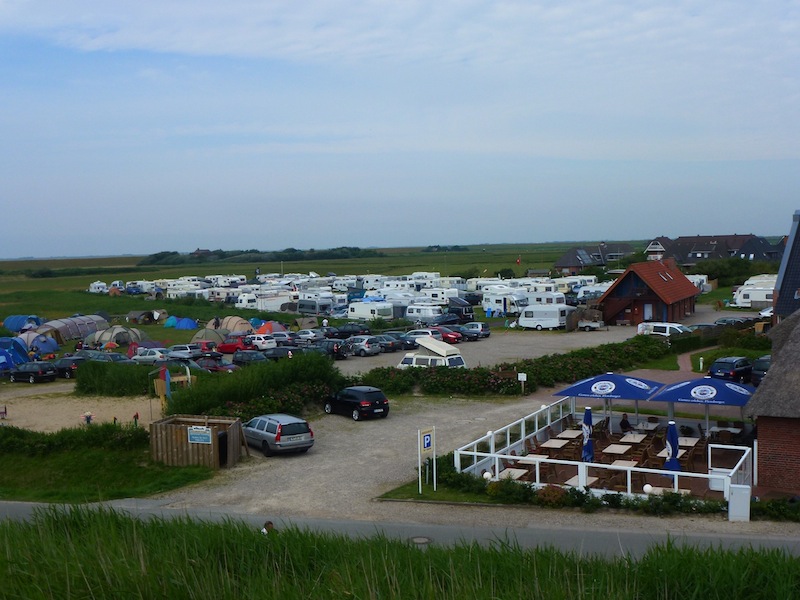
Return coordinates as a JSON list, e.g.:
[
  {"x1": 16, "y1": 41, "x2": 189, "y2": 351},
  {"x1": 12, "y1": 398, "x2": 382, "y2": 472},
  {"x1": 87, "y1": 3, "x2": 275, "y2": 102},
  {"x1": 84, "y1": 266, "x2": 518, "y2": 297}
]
[
  {"x1": 431, "y1": 326, "x2": 462, "y2": 344},
  {"x1": 216, "y1": 335, "x2": 252, "y2": 354}
]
